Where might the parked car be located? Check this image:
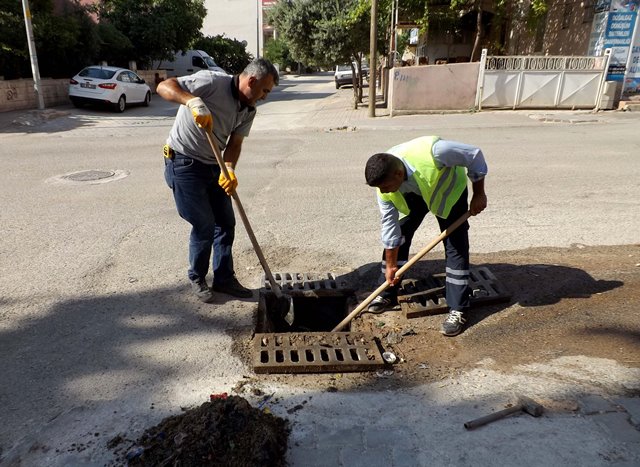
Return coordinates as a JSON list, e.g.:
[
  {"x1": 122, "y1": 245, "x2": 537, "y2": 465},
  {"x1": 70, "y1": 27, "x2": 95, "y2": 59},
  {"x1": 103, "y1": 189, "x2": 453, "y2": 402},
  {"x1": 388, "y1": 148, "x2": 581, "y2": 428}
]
[
  {"x1": 69, "y1": 66, "x2": 151, "y2": 112},
  {"x1": 334, "y1": 63, "x2": 369, "y2": 89},
  {"x1": 334, "y1": 64, "x2": 353, "y2": 89}
]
